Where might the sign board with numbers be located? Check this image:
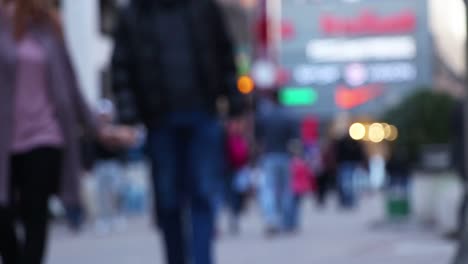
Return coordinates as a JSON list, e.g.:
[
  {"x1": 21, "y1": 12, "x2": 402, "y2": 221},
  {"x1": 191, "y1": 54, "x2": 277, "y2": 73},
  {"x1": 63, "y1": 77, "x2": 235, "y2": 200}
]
[{"x1": 279, "y1": 0, "x2": 432, "y2": 117}]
